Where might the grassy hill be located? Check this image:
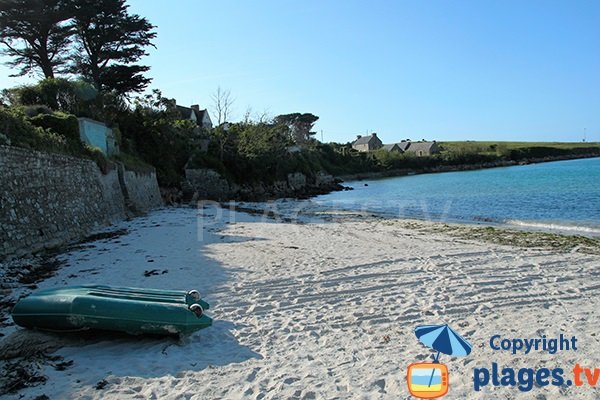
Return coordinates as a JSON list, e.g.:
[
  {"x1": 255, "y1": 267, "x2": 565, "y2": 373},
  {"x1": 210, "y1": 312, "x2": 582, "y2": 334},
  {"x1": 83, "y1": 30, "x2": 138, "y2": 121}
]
[{"x1": 439, "y1": 141, "x2": 600, "y2": 153}]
